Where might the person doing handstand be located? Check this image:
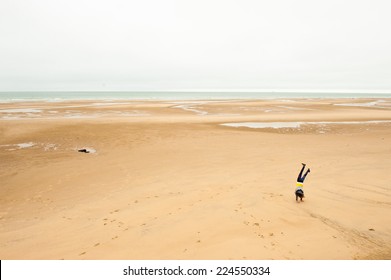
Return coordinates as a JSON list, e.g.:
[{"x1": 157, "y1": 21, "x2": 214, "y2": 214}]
[{"x1": 295, "y1": 163, "x2": 310, "y2": 202}]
